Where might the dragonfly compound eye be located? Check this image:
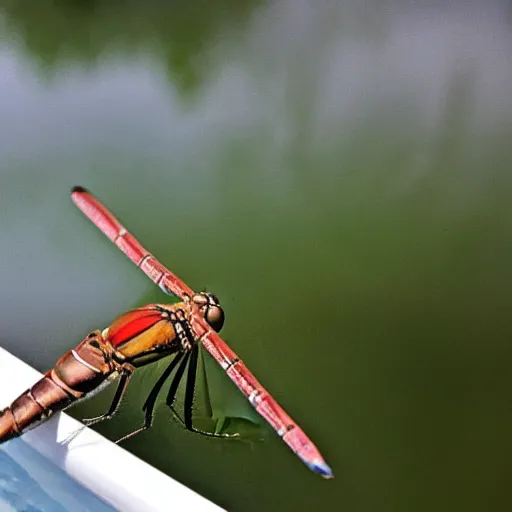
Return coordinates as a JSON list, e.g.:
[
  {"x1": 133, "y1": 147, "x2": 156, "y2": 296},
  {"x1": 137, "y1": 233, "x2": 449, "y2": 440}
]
[{"x1": 205, "y1": 305, "x2": 225, "y2": 332}]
